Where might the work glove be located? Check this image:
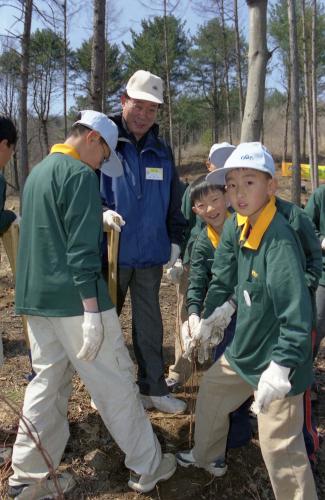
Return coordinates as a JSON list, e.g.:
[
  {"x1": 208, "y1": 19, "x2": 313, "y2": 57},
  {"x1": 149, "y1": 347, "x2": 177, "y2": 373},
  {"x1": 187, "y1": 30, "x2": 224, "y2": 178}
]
[
  {"x1": 165, "y1": 243, "x2": 181, "y2": 269},
  {"x1": 252, "y1": 361, "x2": 291, "y2": 414},
  {"x1": 166, "y1": 259, "x2": 183, "y2": 284},
  {"x1": 195, "y1": 301, "x2": 235, "y2": 344},
  {"x1": 321, "y1": 238, "x2": 325, "y2": 250},
  {"x1": 197, "y1": 341, "x2": 210, "y2": 364},
  {"x1": 77, "y1": 312, "x2": 104, "y2": 361},
  {"x1": 181, "y1": 316, "x2": 200, "y2": 360},
  {"x1": 102, "y1": 209, "x2": 125, "y2": 232}
]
